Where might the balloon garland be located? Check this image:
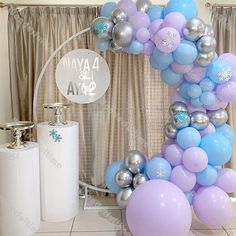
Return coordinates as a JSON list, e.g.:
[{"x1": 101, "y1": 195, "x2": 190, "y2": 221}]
[{"x1": 91, "y1": 0, "x2": 236, "y2": 235}]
